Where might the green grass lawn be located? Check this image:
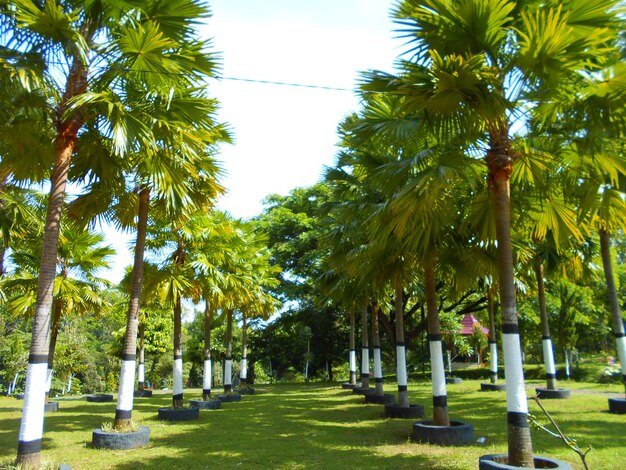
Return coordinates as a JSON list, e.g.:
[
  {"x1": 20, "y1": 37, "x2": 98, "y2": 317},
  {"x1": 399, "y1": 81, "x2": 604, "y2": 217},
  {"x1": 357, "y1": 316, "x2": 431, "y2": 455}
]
[{"x1": 1, "y1": 380, "x2": 625, "y2": 469}]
